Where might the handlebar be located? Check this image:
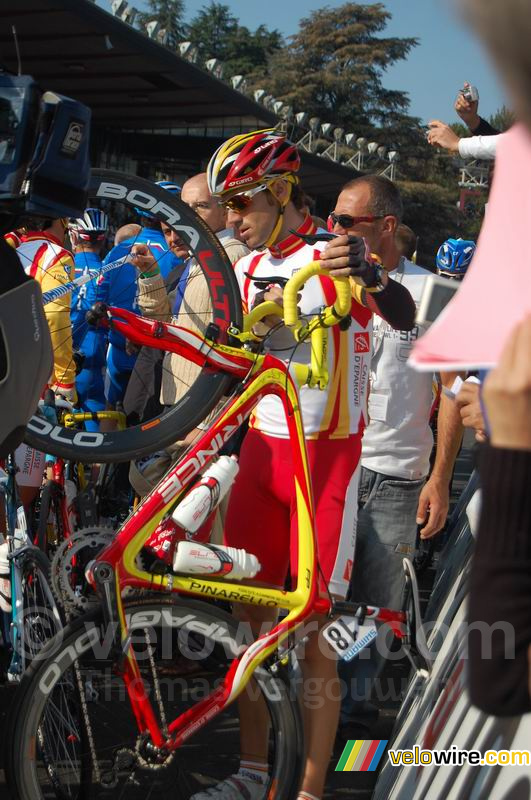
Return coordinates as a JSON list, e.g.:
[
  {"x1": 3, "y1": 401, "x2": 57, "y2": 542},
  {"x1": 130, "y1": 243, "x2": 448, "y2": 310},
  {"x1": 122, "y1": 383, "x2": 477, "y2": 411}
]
[
  {"x1": 283, "y1": 261, "x2": 351, "y2": 338},
  {"x1": 244, "y1": 261, "x2": 351, "y2": 343}
]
